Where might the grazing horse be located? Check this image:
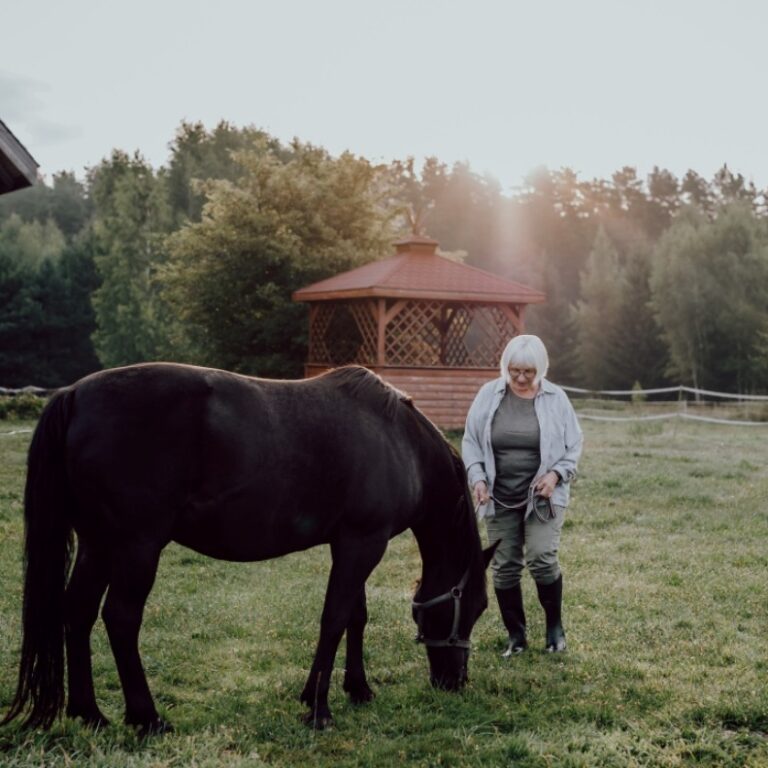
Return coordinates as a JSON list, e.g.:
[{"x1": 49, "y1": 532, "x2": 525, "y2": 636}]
[{"x1": 3, "y1": 363, "x2": 493, "y2": 733}]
